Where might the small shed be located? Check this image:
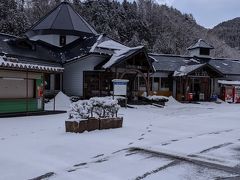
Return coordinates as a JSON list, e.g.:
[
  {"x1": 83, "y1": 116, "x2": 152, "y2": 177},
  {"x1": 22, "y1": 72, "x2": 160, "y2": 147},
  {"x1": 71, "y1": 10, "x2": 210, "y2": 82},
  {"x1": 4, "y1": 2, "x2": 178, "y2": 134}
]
[{"x1": 0, "y1": 56, "x2": 63, "y2": 114}]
